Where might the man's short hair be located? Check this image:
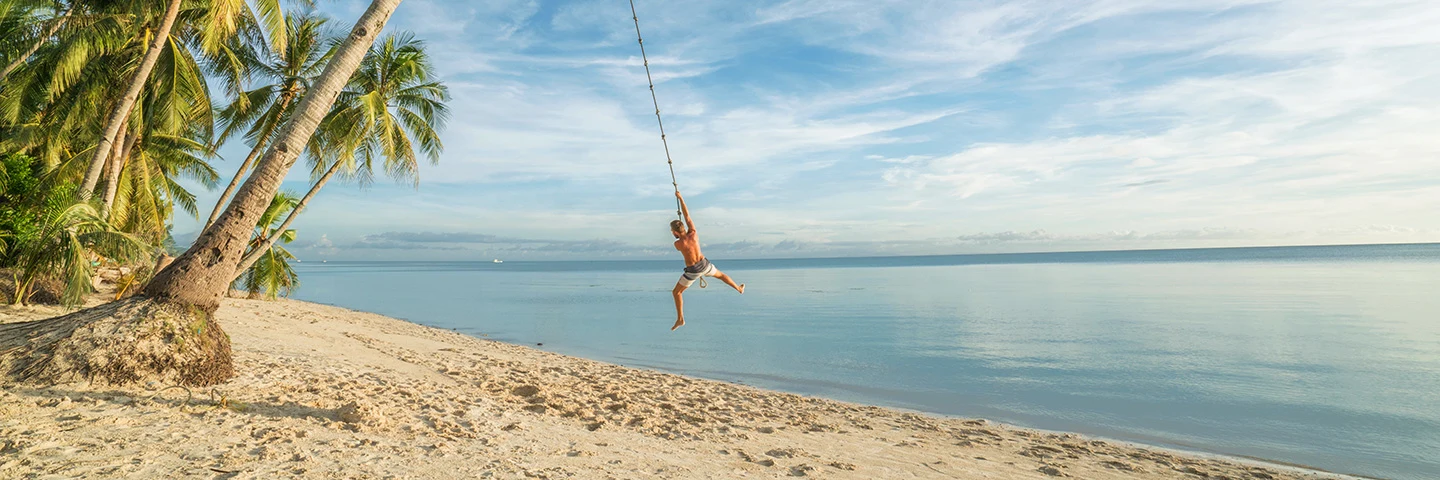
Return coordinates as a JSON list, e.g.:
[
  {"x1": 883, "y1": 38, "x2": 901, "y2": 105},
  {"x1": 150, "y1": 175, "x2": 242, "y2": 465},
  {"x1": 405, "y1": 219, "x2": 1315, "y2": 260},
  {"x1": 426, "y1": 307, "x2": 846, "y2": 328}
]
[{"x1": 670, "y1": 220, "x2": 684, "y2": 233}]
